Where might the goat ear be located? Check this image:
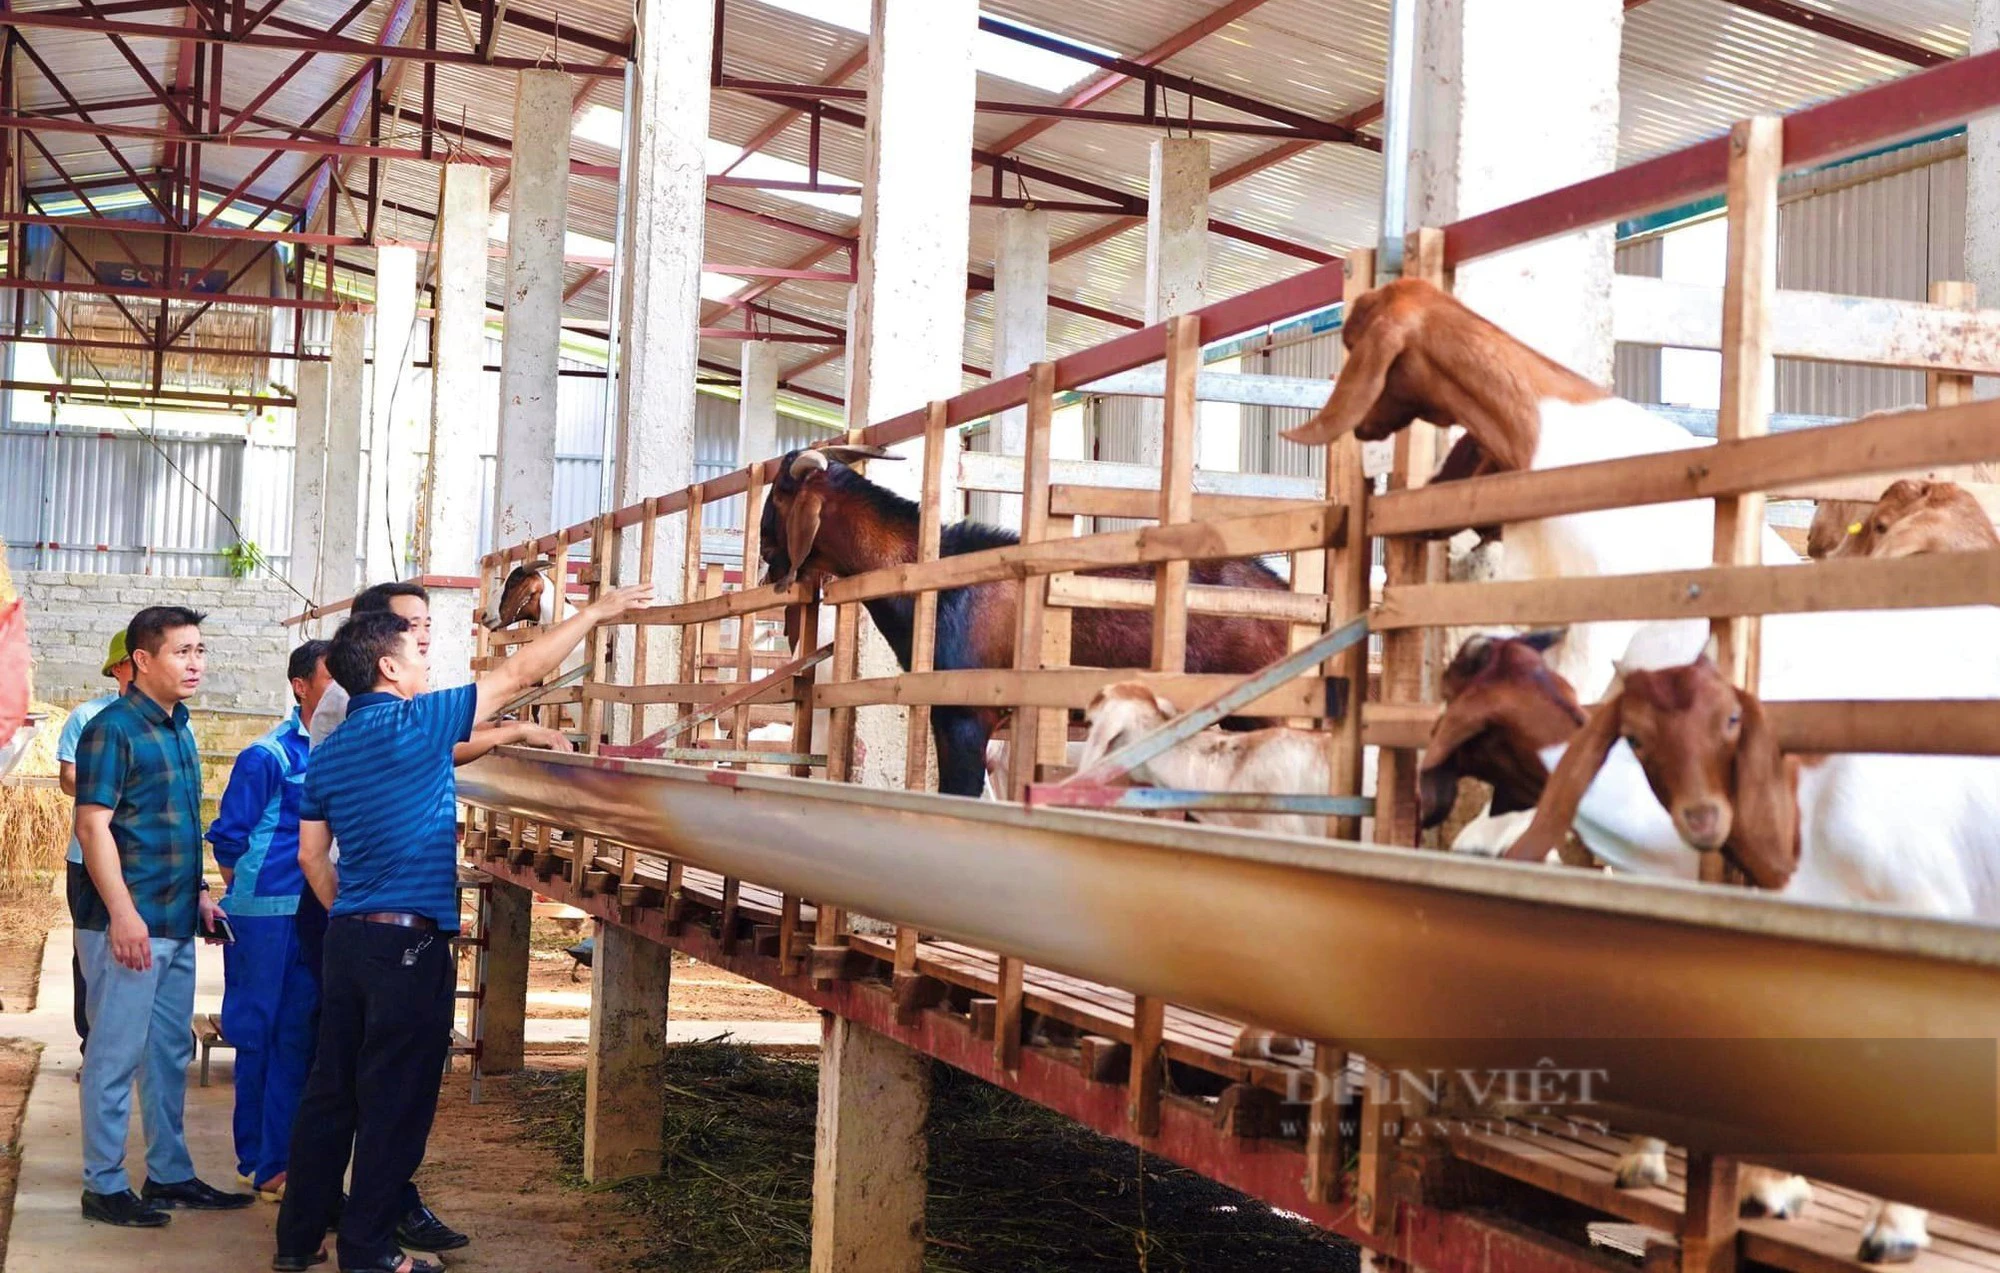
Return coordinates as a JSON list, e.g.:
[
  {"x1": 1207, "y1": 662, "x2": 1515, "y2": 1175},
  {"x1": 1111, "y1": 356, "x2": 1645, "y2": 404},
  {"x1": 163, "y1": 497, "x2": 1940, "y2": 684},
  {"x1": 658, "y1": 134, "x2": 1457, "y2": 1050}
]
[
  {"x1": 1727, "y1": 690, "x2": 1797, "y2": 888},
  {"x1": 778, "y1": 484, "x2": 826, "y2": 590},
  {"x1": 1280, "y1": 303, "x2": 1412, "y2": 446},
  {"x1": 1148, "y1": 689, "x2": 1179, "y2": 719},
  {"x1": 1502, "y1": 693, "x2": 1622, "y2": 862}
]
